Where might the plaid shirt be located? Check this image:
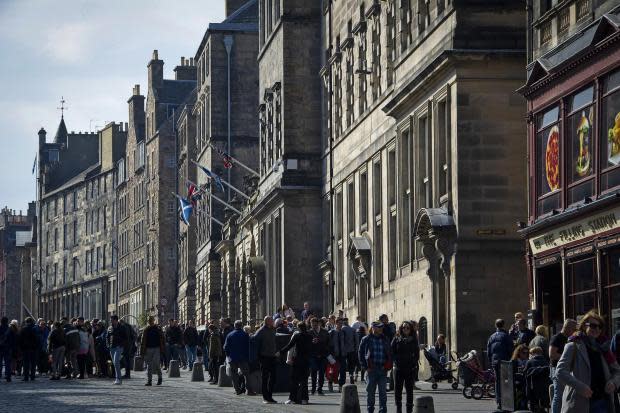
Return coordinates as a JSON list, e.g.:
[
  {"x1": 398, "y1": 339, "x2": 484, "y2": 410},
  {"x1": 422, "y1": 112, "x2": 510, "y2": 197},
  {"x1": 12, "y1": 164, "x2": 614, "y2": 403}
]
[{"x1": 358, "y1": 333, "x2": 391, "y2": 370}]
